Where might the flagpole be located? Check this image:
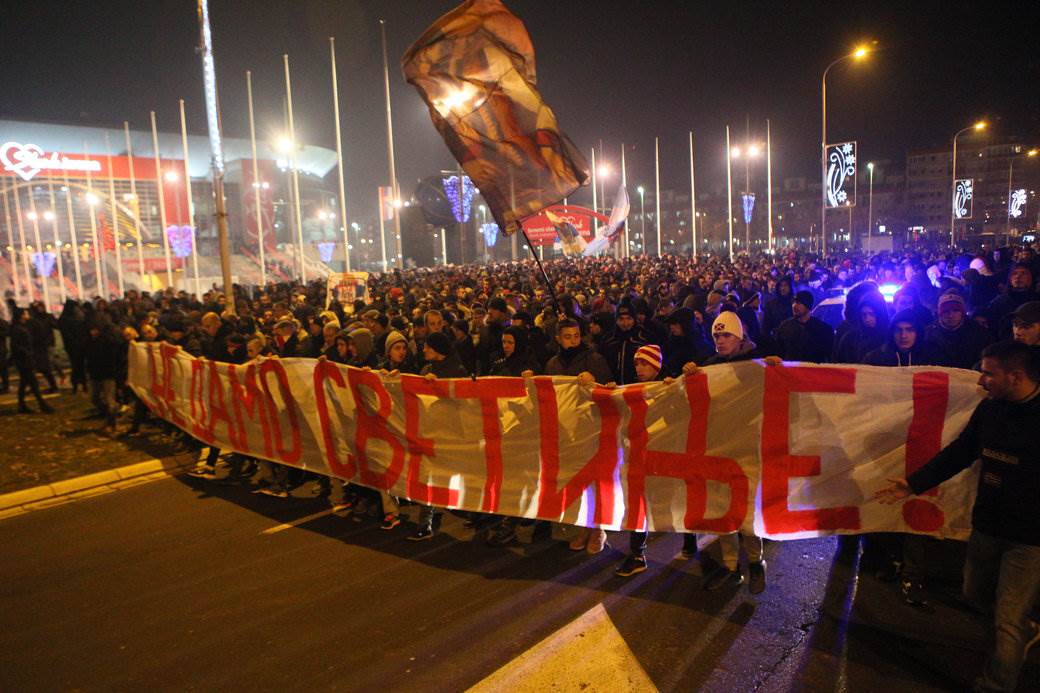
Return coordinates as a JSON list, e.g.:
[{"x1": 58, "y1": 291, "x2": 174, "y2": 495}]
[
  {"x1": 27, "y1": 186, "x2": 51, "y2": 308},
  {"x1": 654, "y1": 136, "x2": 662, "y2": 256},
  {"x1": 377, "y1": 187, "x2": 388, "y2": 270},
  {"x1": 150, "y1": 112, "x2": 173, "y2": 287},
  {"x1": 620, "y1": 143, "x2": 628, "y2": 259},
  {"x1": 84, "y1": 148, "x2": 104, "y2": 299},
  {"x1": 12, "y1": 187, "x2": 34, "y2": 301},
  {"x1": 197, "y1": 0, "x2": 235, "y2": 312},
  {"x1": 46, "y1": 180, "x2": 67, "y2": 302},
  {"x1": 1, "y1": 183, "x2": 22, "y2": 301},
  {"x1": 329, "y1": 37, "x2": 351, "y2": 273},
  {"x1": 766, "y1": 118, "x2": 774, "y2": 254},
  {"x1": 283, "y1": 54, "x2": 306, "y2": 283},
  {"x1": 124, "y1": 122, "x2": 146, "y2": 290},
  {"x1": 689, "y1": 131, "x2": 697, "y2": 261},
  {"x1": 599, "y1": 142, "x2": 607, "y2": 214},
  {"x1": 726, "y1": 125, "x2": 734, "y2": 262},
  {"x1": 380, "y1": 19, "x2": 404, "y2": 269},
  {"x1": 60, "y1": 166, "x2": 83, "y2": 298},
  {"x1": 105, "y1": 134, "x2": 124, "y2": 297},
  {"x1": 590, "y1": 148, "x2": 598, "y2": 215},
  {"x1": 246, "y1": 72, "x2": 267, "y2": 287},
  {"x1": 179, "y1": 99, "x2": 201, "y2": 296}
]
